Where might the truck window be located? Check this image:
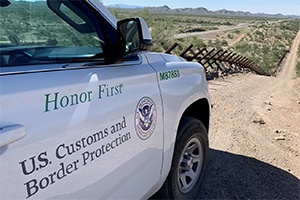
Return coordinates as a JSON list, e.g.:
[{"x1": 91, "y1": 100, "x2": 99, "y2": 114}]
[{"x1": 0, "y1": 0, "x2": 106, "y2": 68}]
